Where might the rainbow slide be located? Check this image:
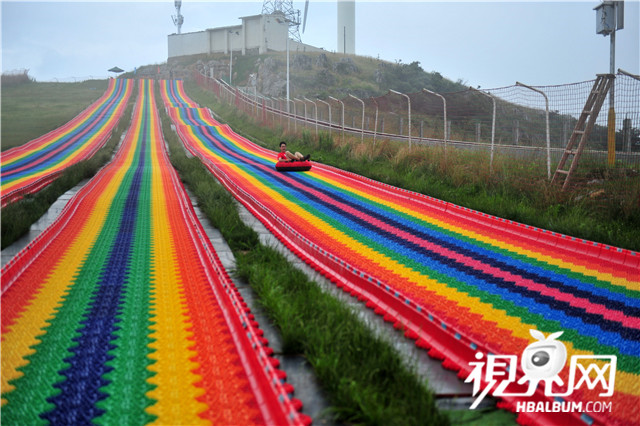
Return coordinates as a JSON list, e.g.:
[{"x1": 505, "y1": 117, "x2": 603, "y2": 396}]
[
  {"x1": 1, "y1": 78, "x2": 133, "y2": 207},
  {"x1": 1, "y1": 80, "x2": 309, "y2": 425},
  {"x1": 161, "y1": 79, "x2": 639, "y2": 426}
]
